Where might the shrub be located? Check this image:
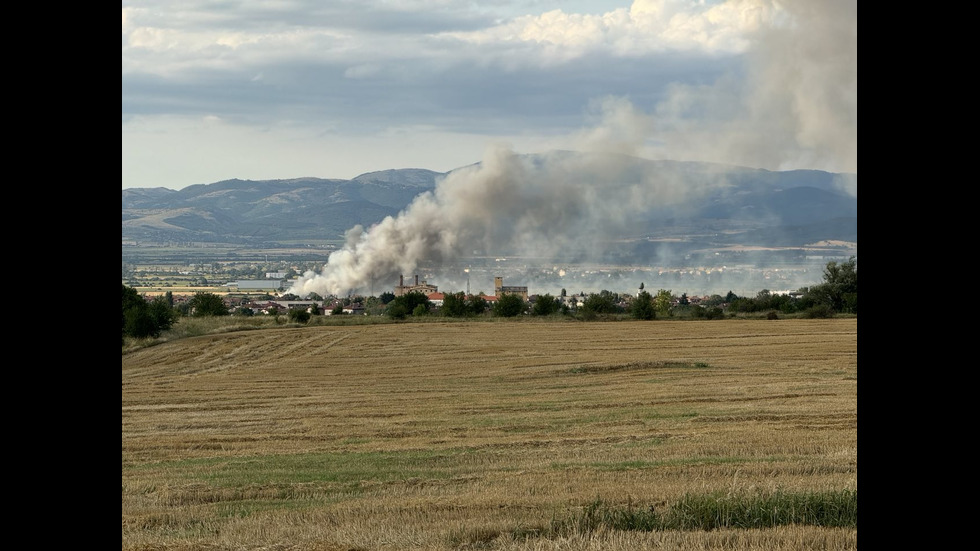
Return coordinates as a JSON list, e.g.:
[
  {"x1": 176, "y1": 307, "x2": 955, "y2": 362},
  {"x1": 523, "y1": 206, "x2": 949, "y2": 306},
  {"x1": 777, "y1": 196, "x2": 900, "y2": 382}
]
[
  {"x1": 803, "y1": 304, "x2": 834, "y2": 318},
  {"x1": 387, "y1": 303, "x2": 408, "y2": 320},
  {"x1": 551, "y1": 490, "x2": 856, "y2": 534},
  {"x1": 288, "y1": 308, "x2": 311, "y2": 323}
]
